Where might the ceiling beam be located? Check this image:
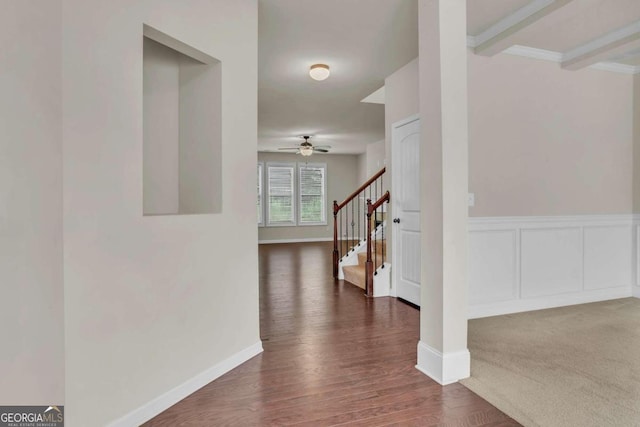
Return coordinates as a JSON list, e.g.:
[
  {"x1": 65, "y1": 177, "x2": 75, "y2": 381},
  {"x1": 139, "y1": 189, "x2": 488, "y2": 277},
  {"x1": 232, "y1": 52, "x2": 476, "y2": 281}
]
[
  {"x1": 561, "y1": 20, "x2": 640, "y2": 70},
  {"x1": 473, "y1": 0, "x2": 575, "y2": 57}
]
